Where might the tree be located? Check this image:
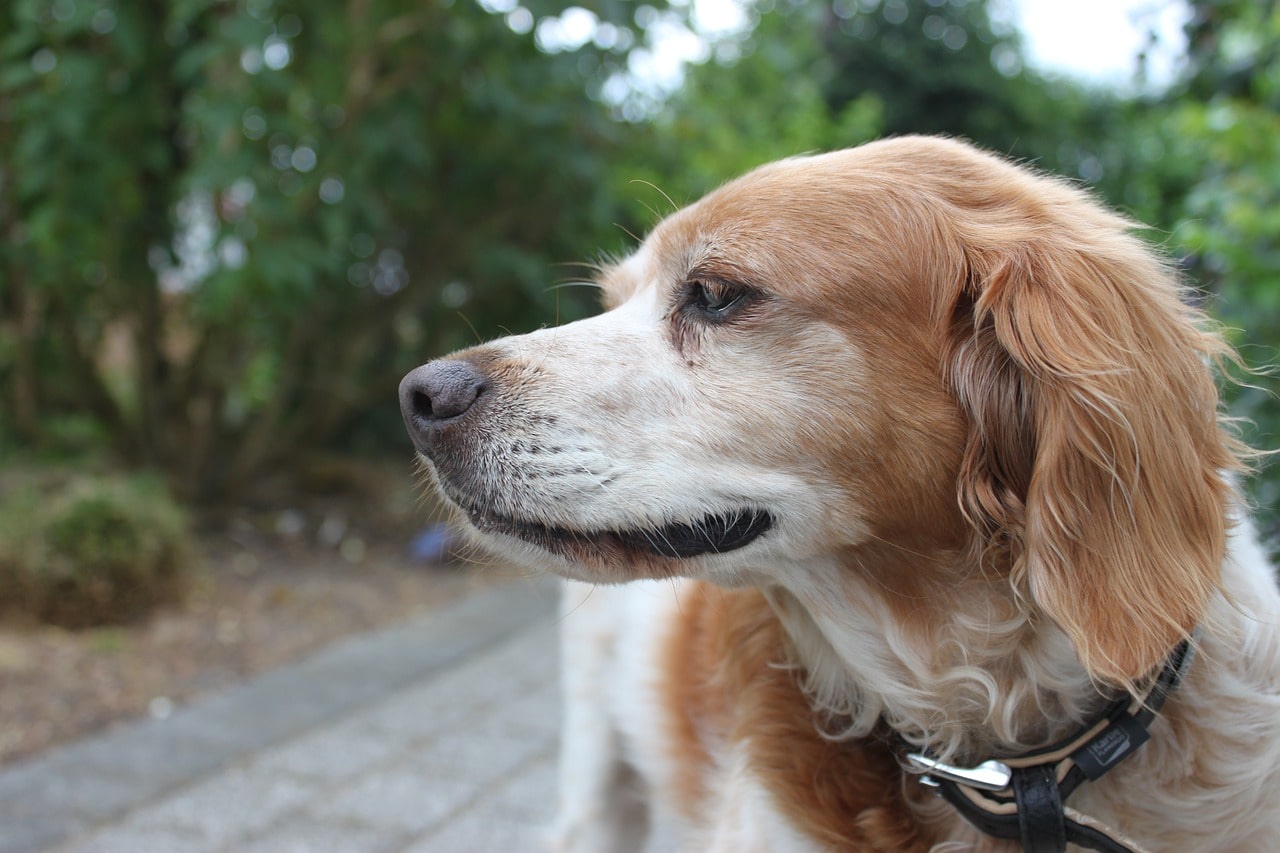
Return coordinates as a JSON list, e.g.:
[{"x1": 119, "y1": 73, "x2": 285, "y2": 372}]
[
  {"x1": 619, "y1": 0, "x2": 884, "y2": 208},
  {"x1": 816, "y1": 0, "x2": 1083, "y2": 165},
  {"x1": 1164, "y1": 0, "x2": 1280, "y2": 522},
  {"x1": 0, "y1": 0, "x2": 652, "y2": 501},
  {"x1": 641, "y1": 0, "x2": 1139, "y2": 204}
]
